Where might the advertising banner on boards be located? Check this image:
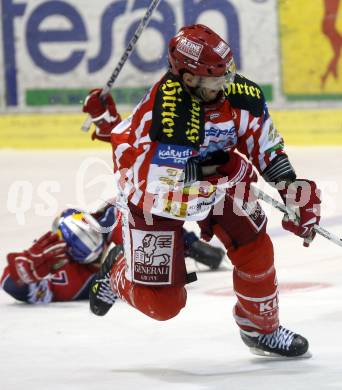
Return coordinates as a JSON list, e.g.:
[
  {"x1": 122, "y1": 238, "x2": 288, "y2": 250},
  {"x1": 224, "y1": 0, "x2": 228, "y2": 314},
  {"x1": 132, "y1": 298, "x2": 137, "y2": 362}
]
[
  {"x1": 1, "y1": 0, "x2": 341, "y2": 111},
  {"x1": 1, "y1": 0, "x2": 277, "y2": 110},
  {"x1": 279, "y1": 0, "x2": 342, "y2": 100}
]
